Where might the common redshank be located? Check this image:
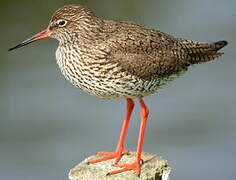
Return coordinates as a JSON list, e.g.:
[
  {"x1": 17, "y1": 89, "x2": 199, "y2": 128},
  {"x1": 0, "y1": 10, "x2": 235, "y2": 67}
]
[{"x1": 9, "y1": 5, "x2": 228, "y2": 176}]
